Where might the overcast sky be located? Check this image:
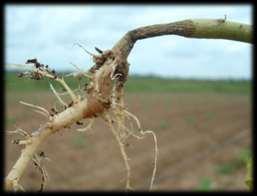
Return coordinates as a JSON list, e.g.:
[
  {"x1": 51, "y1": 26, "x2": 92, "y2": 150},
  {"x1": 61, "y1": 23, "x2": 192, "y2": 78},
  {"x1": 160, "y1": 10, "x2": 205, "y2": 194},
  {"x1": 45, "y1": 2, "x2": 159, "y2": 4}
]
[{"x1": 5, "y1": 4, "x2": 252, "y2": 79}]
